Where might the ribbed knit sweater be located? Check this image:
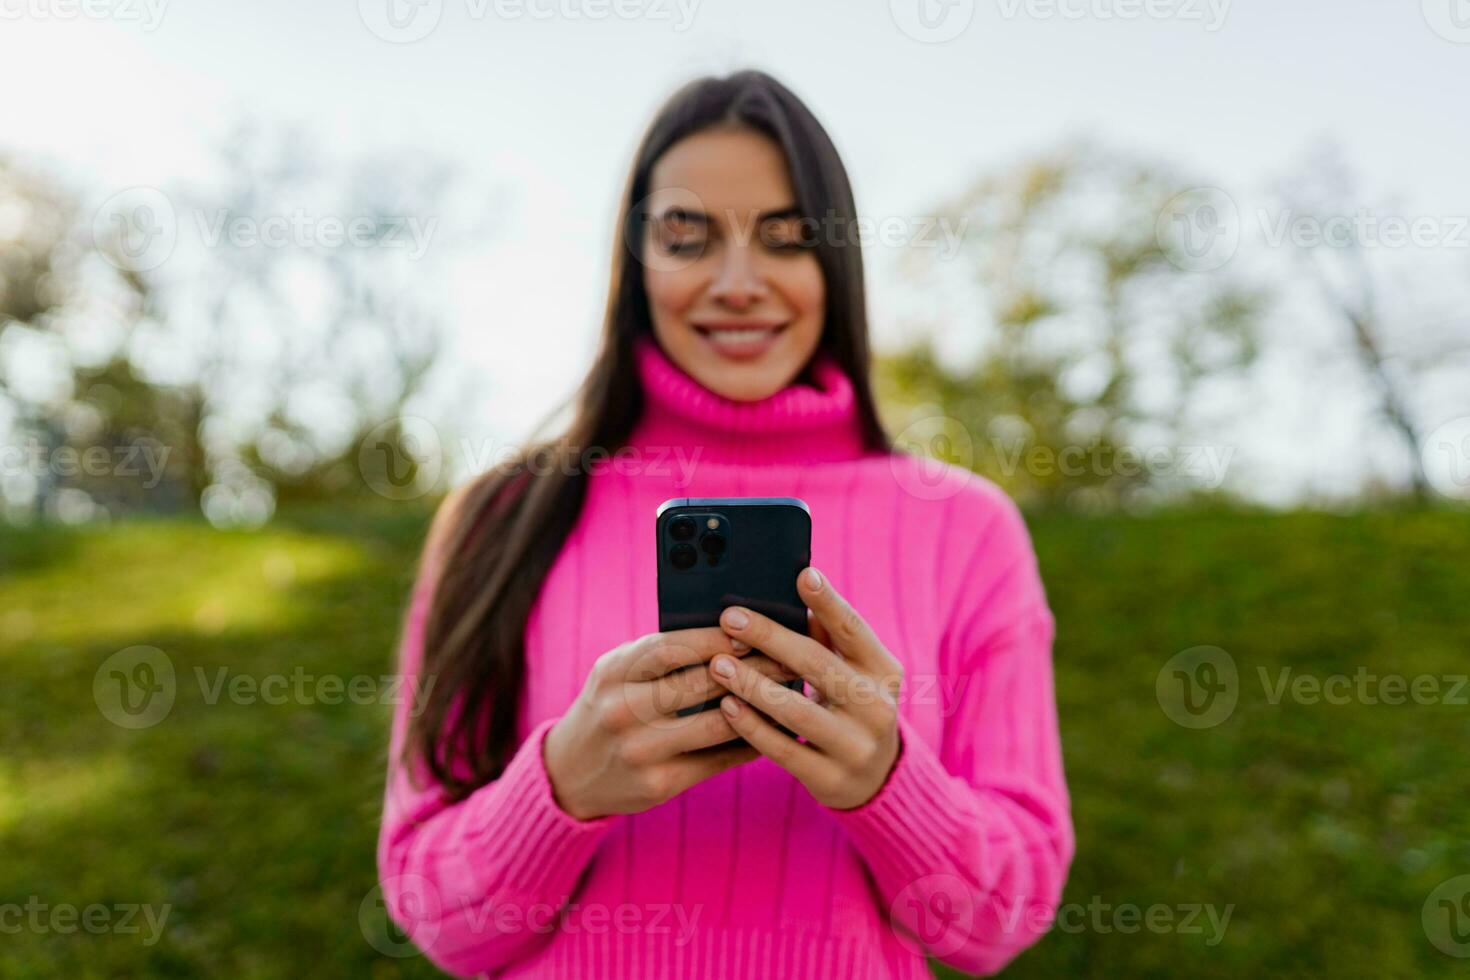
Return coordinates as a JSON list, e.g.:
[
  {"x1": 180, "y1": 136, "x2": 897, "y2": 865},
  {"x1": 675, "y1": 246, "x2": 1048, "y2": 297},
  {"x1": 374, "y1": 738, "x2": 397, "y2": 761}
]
[{"x1": 377, "y1": 334, "x2": 1073, "y2": 978}]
